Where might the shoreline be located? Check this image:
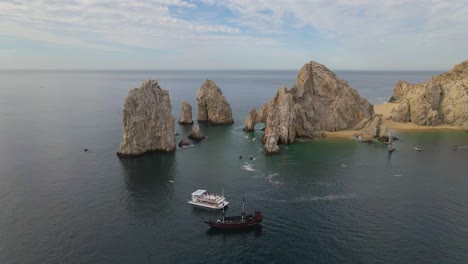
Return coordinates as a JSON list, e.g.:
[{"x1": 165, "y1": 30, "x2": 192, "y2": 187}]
[{"x1": 324, "y1": 102, "x2": 463, "y2": 139}]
